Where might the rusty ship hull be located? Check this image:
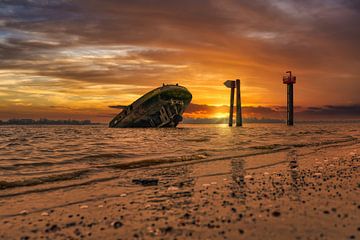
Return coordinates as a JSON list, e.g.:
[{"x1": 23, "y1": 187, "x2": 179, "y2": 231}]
[{"x1": 109, "y1": 85, "x2": 192, "y2": 128}]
